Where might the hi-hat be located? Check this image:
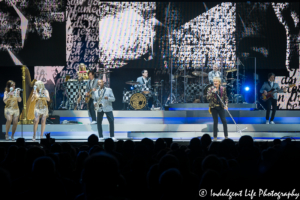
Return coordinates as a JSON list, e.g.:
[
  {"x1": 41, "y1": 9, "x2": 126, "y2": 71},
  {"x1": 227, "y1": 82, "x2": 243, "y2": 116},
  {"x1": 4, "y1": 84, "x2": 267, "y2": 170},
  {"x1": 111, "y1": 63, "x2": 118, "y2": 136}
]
[
  {"x1": 225, "y1": 68, "x2": 237, "y2": 73},
  {"x1": 227, "y1": 78, "x2": 236, "y2": 80},
  {"x1": 126, "y1": 81, "x2": 140, "y2": 85},
  {"x1": 181, "y1": 75, "x2": 195, "y2": 78},
  {"x1": 153, "y1": 84, "x2": 162, "y2": 87},
  {"x1": 103, "y1": 71, "x2": 112, "y2": 74},
  {"x1": 192, "y1": 71, "x2": 208, "y2": 77}
]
